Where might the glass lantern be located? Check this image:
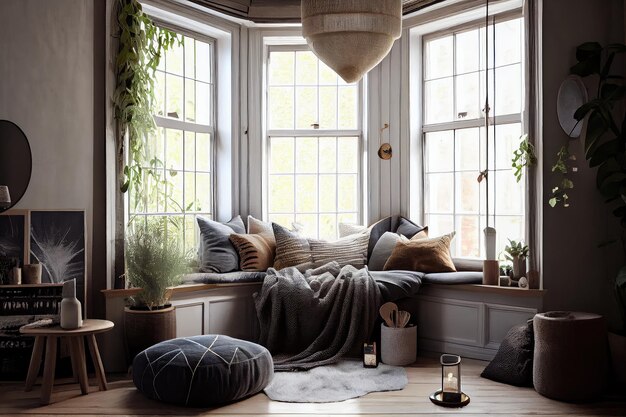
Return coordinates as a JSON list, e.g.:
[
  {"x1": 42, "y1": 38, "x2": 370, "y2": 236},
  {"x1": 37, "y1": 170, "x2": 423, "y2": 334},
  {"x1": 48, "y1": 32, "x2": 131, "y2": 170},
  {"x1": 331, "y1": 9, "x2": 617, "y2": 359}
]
[{"x1": 441, "y1": 354, "x2": 462, "y2": 402}]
